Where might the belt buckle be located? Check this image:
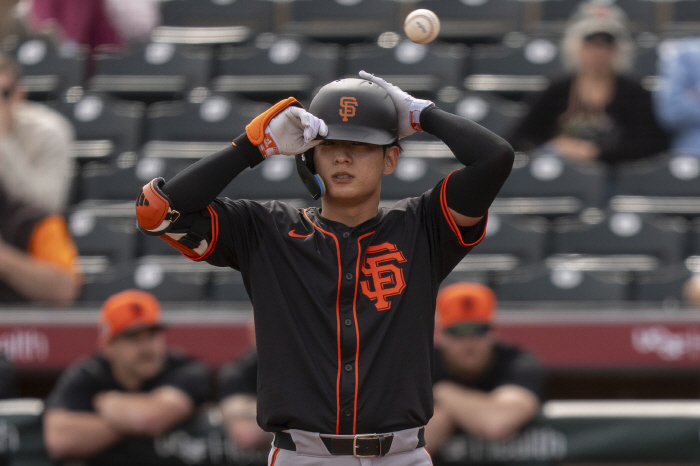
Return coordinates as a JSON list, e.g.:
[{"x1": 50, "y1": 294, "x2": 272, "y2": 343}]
[{"x1": 353, "y1": 434, "x2": 382, "y2": 458}]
